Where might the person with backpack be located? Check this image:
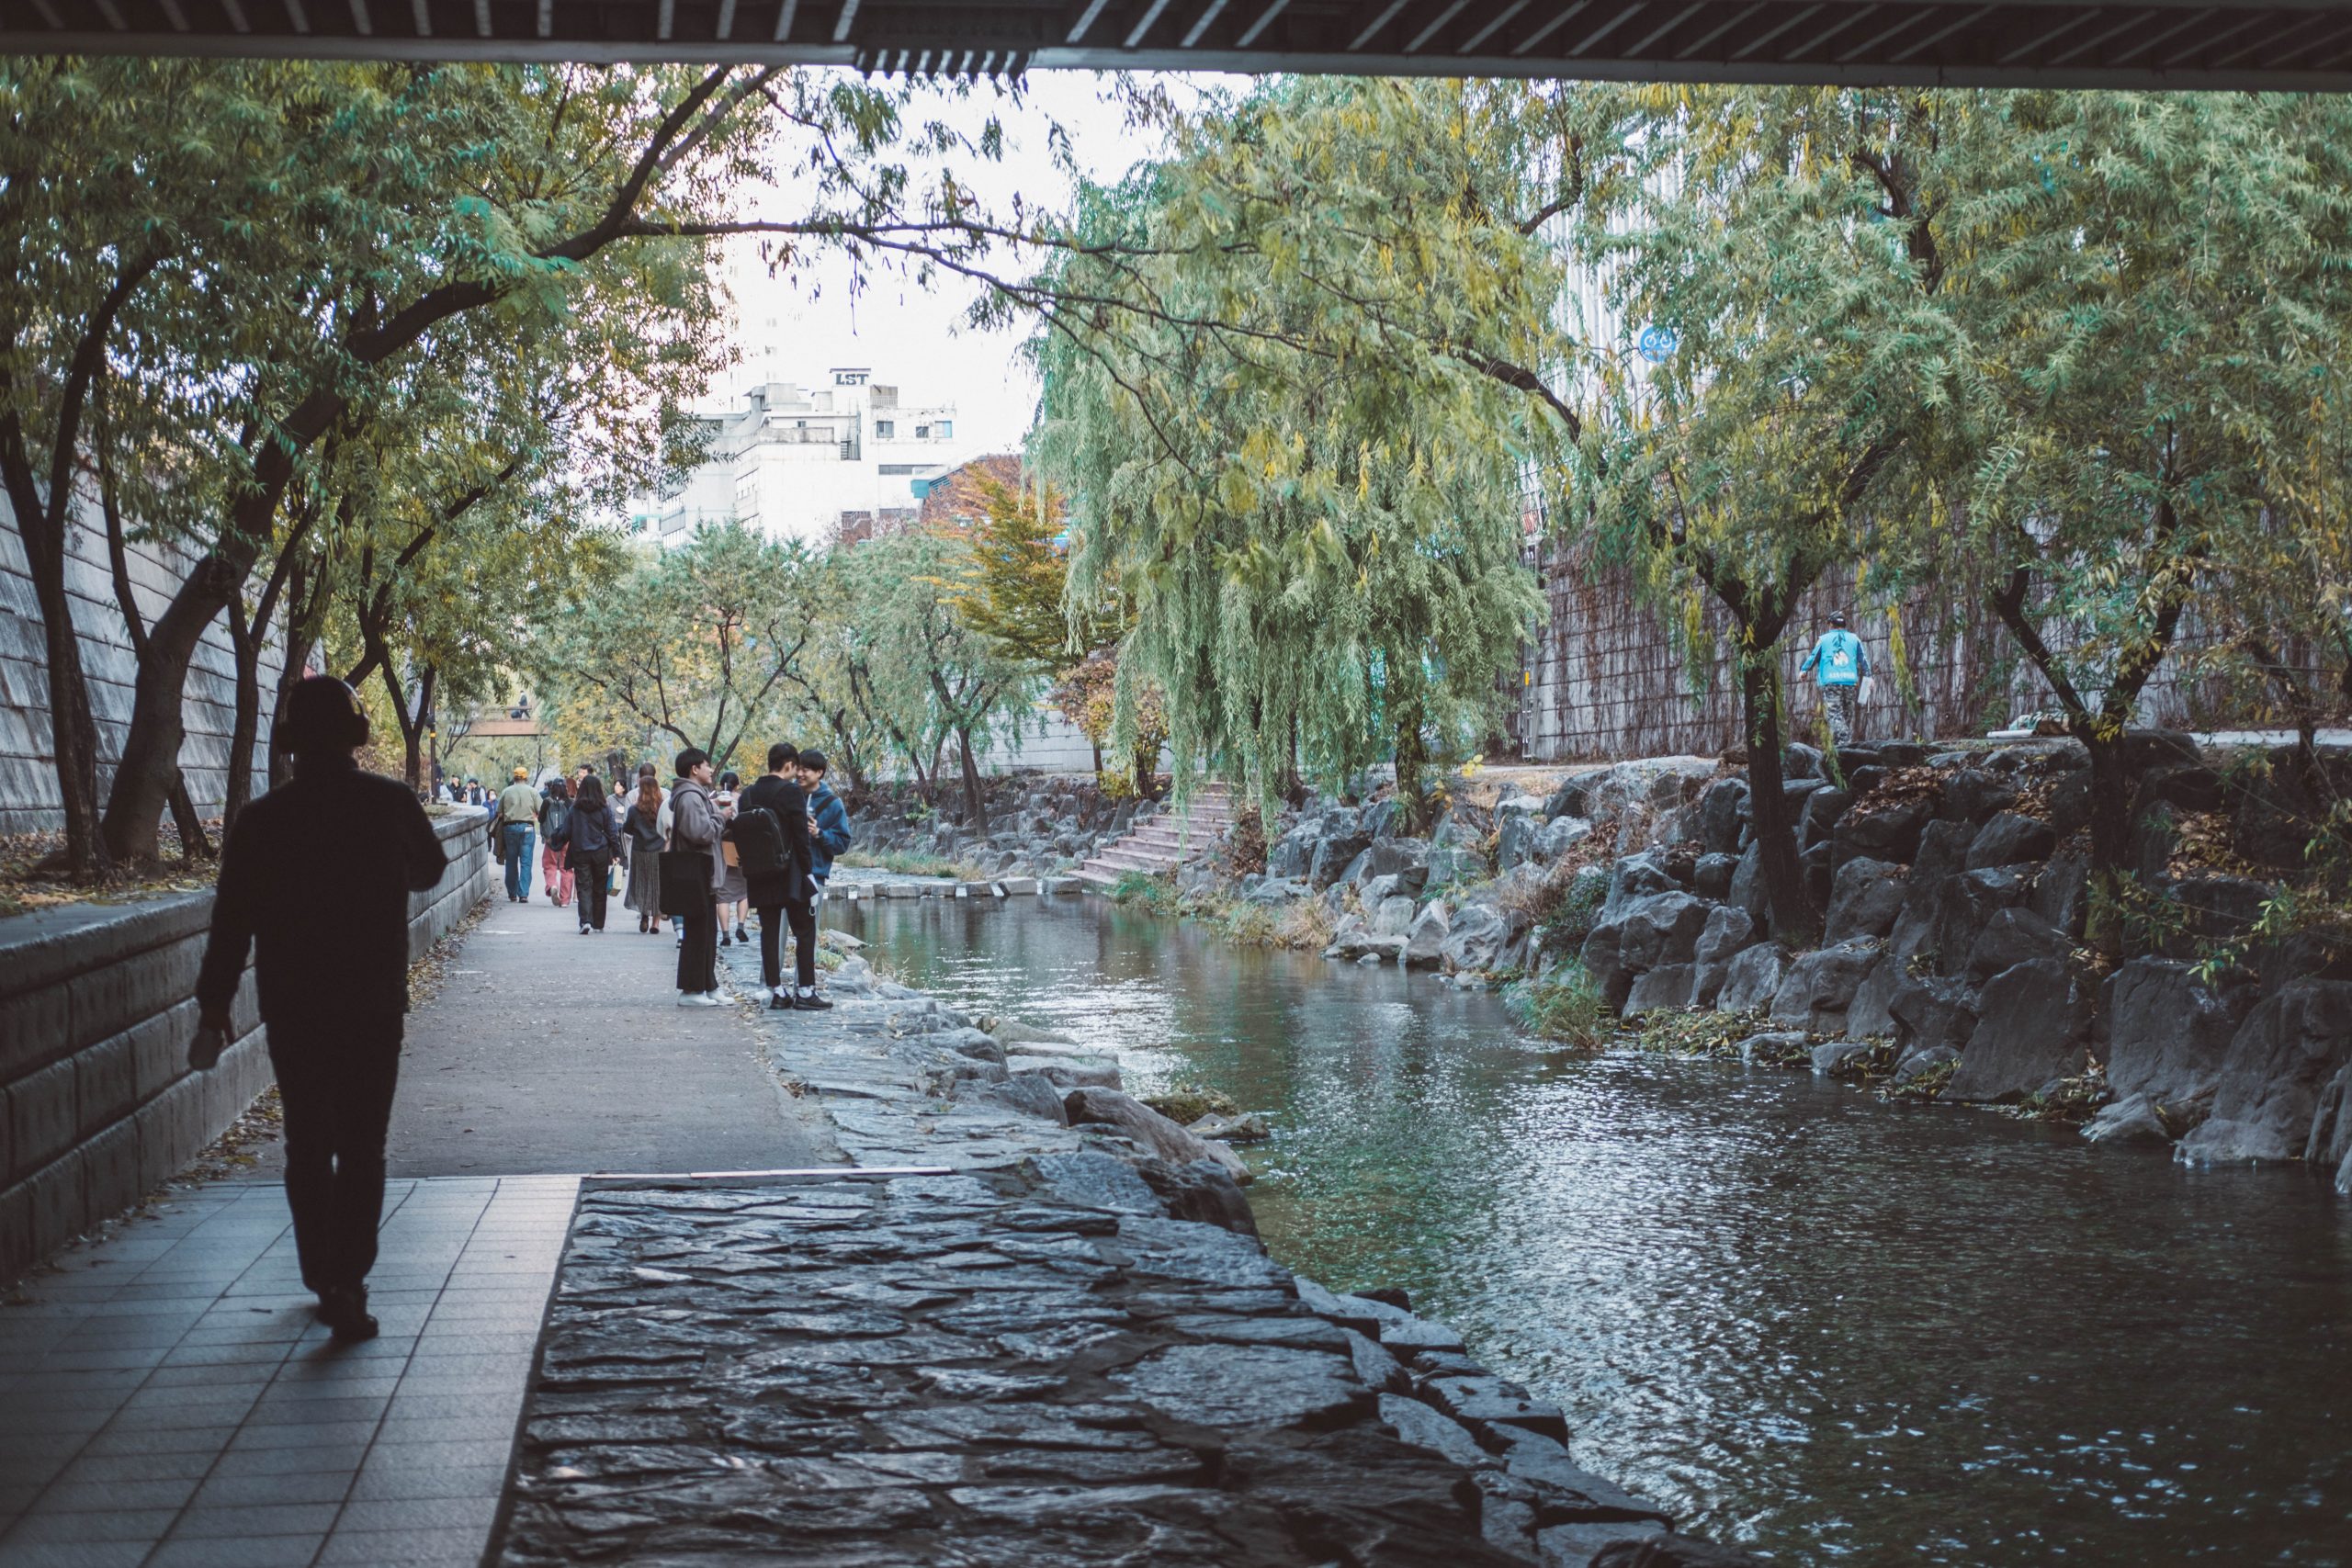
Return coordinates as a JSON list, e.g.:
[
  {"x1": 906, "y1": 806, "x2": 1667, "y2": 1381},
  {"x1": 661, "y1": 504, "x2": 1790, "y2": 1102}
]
[
  {"x1": 732, "y1": 742, "x2": 820, "y2": 1010},
  {"x1": 537, "y1": 776, "x2": 575, "y2": 908},
  {"x1": 569, "y1": 769, "x2": 616, "y2": 933},
  {"x1": 797, "y1": 750, "x2": 852, "y2": 912},
  {"x1": 1796, "y1": 610, "x2": 1872, "y2": 749}
]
